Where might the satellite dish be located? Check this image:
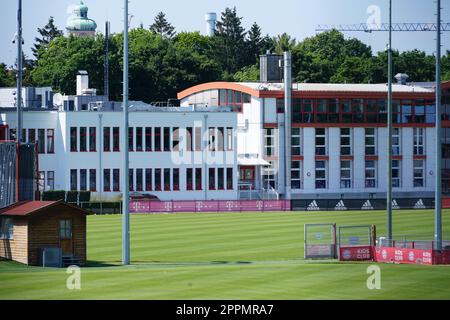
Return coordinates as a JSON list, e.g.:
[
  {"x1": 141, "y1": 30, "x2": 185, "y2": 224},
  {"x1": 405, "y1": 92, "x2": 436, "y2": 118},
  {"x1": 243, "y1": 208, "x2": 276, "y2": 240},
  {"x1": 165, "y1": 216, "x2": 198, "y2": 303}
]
[{"x1": 53, "y1": 93, "x2": 63, "y2": 107}]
